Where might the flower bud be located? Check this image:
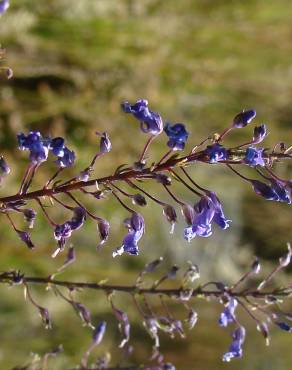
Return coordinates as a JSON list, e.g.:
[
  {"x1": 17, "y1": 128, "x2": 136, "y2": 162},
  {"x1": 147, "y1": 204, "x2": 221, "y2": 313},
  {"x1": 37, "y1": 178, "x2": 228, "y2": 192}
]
[
  {"x1": 232, "y1": 109, "x2": 256, "y2": 128},
  {"x1": 181, "y1": 204, "x2": 195, "y2": 226},
  {"x1": 0, "y1": 156, "x2": 10, "y2": 176},
  {"x1": 253, "y1": 124, "x2": 267, "y2": 144},
  {"x1": 23, "y1": 208, "x2": 37, "y2": 229},
  {"x1": 97, "y1": 219, "x2": 110, "y2": 248},
  {"x1": 132, "y1": 193, "x2": 147, "y2": 206},
  {"x1": 163, "y1": 205, "x2": 177, "y2": 233}
]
